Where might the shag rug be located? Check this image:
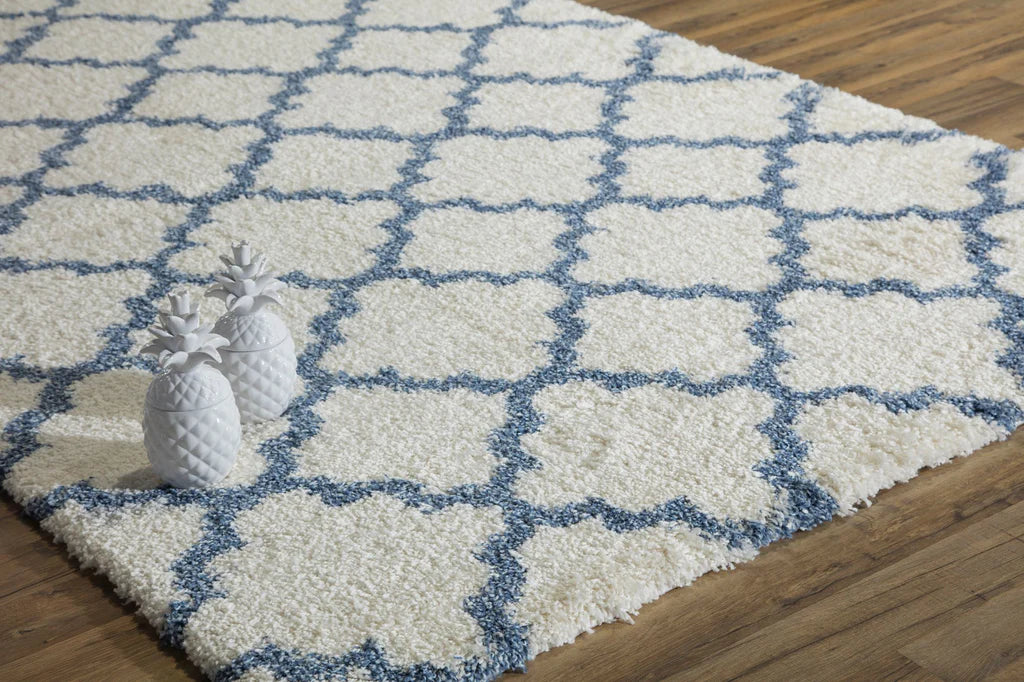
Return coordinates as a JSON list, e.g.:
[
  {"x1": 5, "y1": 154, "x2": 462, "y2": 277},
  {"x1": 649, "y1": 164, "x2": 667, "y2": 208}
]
[{"x1": 3, "y1": 0, "x2": 1024, "y2": 679}]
